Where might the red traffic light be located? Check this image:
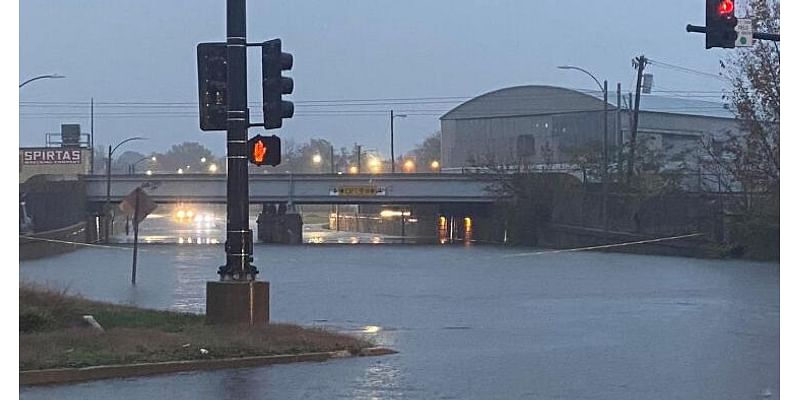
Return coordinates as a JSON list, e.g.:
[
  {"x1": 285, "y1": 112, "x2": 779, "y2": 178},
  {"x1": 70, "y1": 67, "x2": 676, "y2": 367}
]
[
  {"x1": 247, "y1": 134, "x2": 281, "y2": 166},
  {"x1": 717, "y1": 0, "x2": 734, "y2": 16}
]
